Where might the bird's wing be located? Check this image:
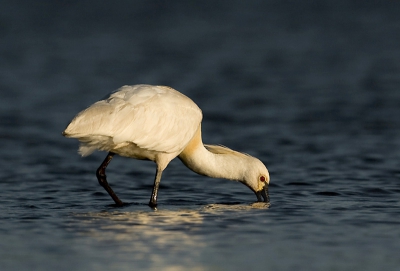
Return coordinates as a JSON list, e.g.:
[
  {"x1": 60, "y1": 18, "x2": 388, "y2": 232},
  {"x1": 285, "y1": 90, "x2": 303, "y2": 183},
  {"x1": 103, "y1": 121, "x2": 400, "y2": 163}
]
[{"x1": 64, "y1": 85, "x2": 202, "y2": 154}]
